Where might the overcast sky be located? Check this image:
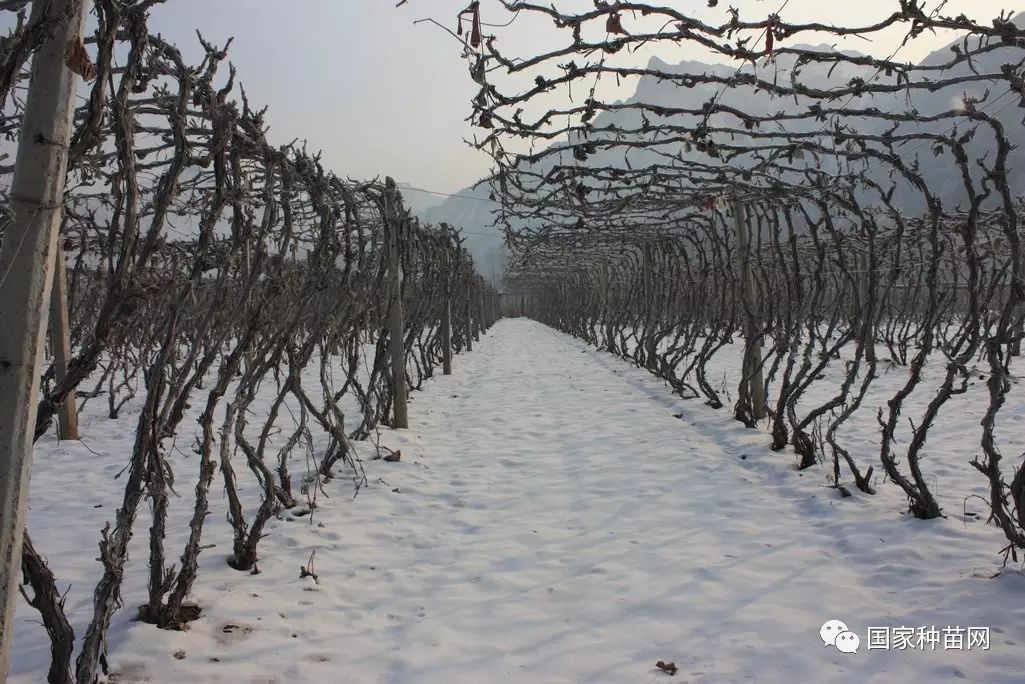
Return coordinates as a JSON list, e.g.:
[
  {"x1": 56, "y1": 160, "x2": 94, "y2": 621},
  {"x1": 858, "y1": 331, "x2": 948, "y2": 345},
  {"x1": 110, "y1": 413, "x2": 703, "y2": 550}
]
[{"x1": 108, "y1": 1, "x2": 1023, "y2": 197}]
